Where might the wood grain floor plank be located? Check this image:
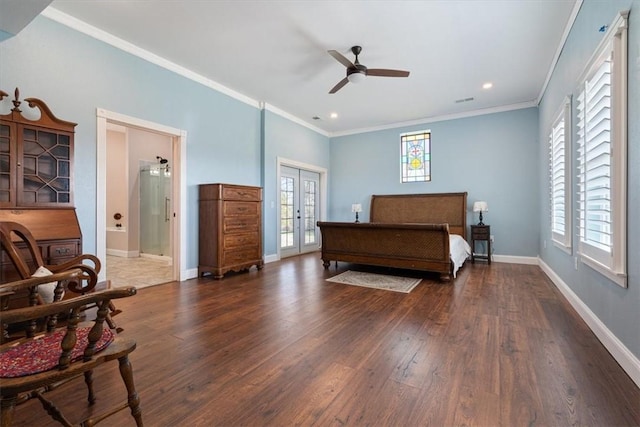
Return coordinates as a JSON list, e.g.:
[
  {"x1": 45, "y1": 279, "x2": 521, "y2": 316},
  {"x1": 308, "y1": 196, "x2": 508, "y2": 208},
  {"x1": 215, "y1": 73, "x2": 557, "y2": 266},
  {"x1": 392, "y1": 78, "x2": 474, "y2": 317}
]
[{"x1": 7, "y1": 254, "x2": 639, "y2": 426}]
